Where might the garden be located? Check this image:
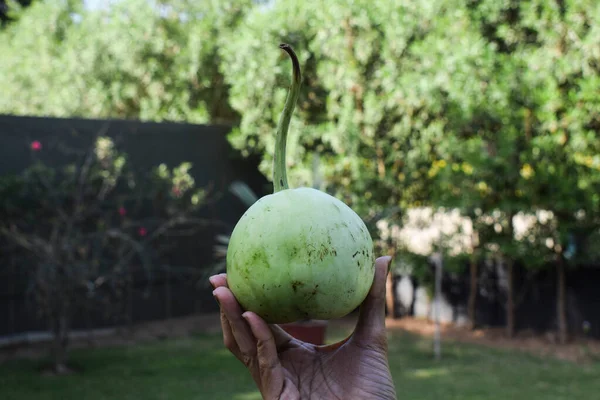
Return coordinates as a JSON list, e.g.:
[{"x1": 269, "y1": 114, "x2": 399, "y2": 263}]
[
  {"x1": 1, "y1": 0, "x2": 600, "y2": 399},
  {"x1": 2, "y1": 315, "x2": 600, "y2": 400}
]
